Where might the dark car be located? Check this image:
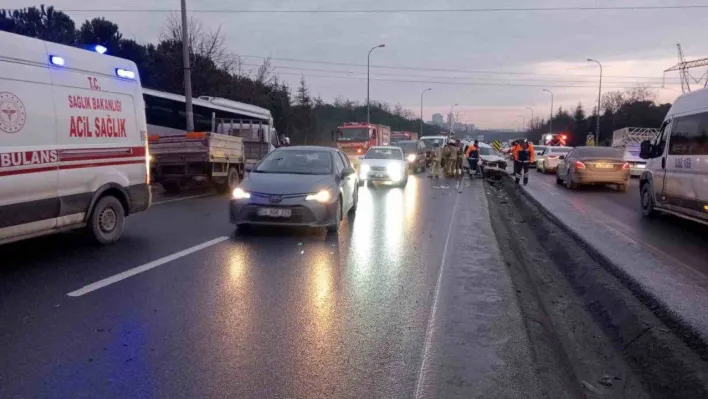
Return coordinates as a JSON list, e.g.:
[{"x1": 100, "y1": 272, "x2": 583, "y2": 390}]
[
  {"x1": 556, "y1": 146, "x2": 630, "y2": 191},
  {"x1": 395, "y1": 140, "x2": 426, "y2": 173},
  {"x1": 229, "y1": 146, "x2": 358, "y2": 232}
]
